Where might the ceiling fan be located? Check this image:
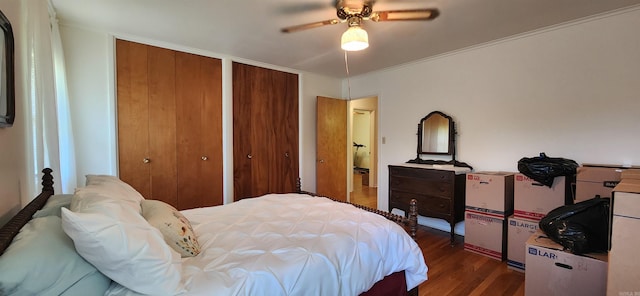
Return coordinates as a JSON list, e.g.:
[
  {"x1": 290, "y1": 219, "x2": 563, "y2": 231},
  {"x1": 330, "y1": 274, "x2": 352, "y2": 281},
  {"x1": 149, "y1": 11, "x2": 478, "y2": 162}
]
[{"x1": 281, "y1": 0, "x2": 439, "y2": 51}]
